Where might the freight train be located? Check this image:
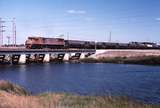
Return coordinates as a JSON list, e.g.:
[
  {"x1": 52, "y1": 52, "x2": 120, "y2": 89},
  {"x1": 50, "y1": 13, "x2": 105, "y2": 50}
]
[
  {"x1": 25, "y1": 37, "x2": 96, "y2": 49},
  {"x1": 25, "y1": 37, "x2": 160, "y2": 49}
]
